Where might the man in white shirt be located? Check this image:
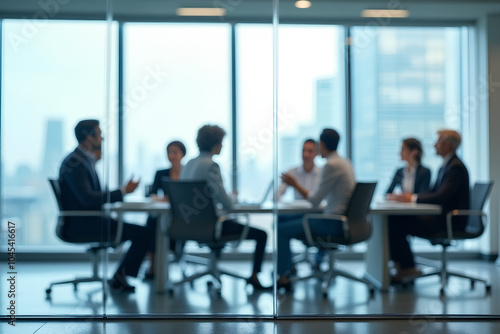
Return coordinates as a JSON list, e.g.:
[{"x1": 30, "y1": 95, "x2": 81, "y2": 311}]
[{"x1": 278, "y1": 138, "x2": 321, "y2": 200}]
